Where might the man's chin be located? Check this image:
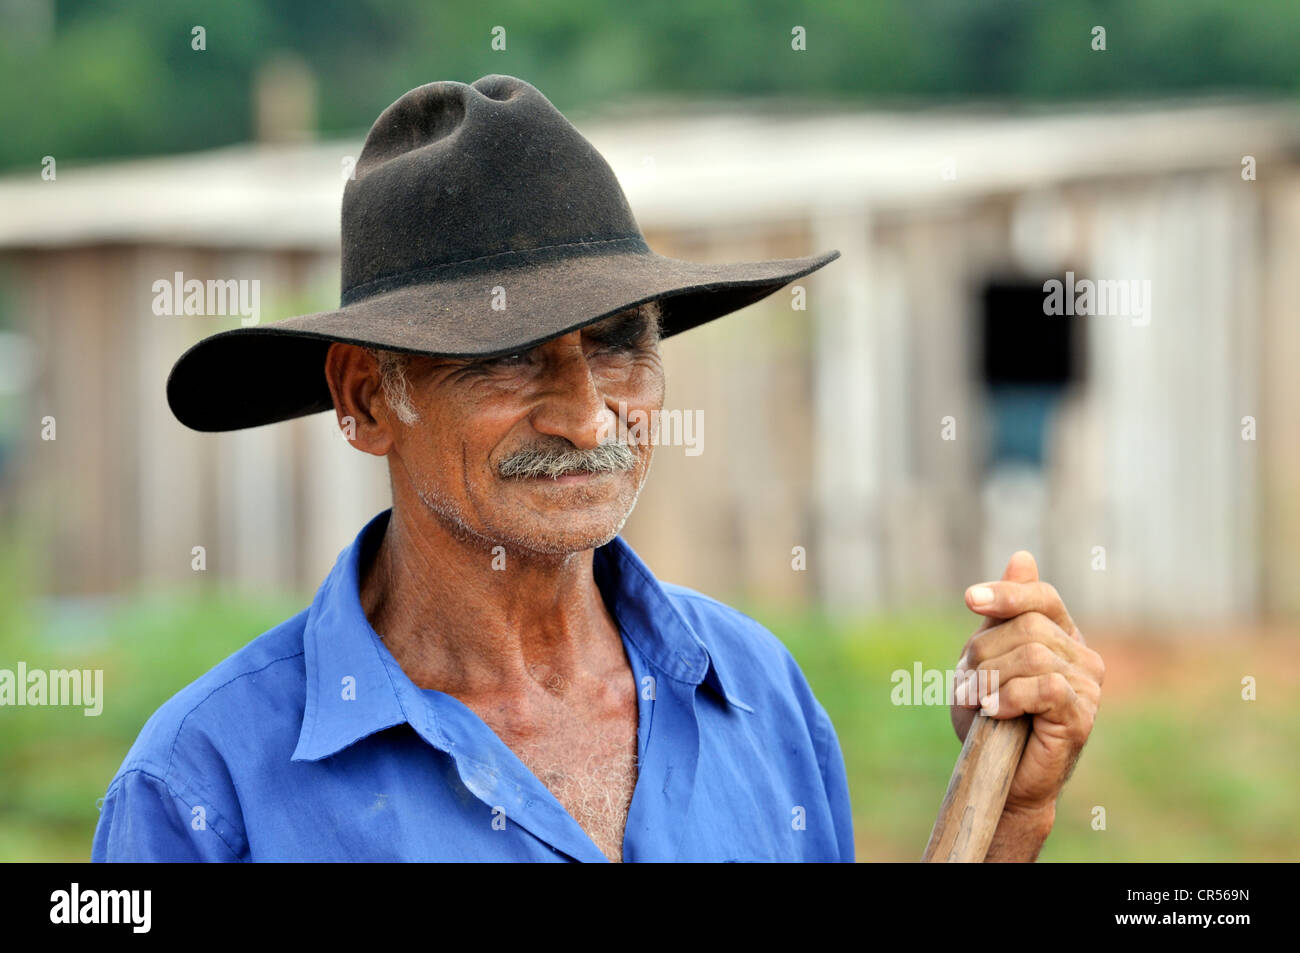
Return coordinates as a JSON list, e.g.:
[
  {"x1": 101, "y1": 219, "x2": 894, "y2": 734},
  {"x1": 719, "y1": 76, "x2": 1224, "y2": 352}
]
[
  {"x1": 490, "y1": 497, "x2": 636, "y2": 556},
  {"x1": 491, "y1": 521, "x2": 626, "y2": 557}
]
